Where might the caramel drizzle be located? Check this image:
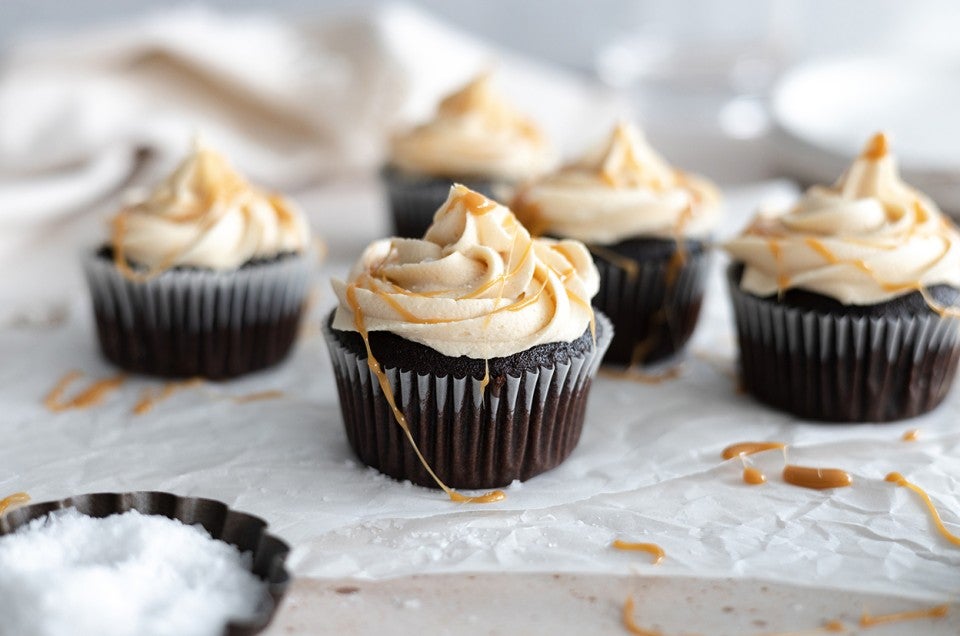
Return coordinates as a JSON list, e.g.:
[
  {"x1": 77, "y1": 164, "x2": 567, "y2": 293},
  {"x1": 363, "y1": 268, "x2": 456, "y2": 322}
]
[
  {"x1": 611, "y1": 539, "x2": 665, "y2": 565},
  {"x1": 362, "y1": 188, "x2": 595, "y2": 342},
  {"x1": 111, "y1": 147, "x2": 298, "y2": 283},
  {"x1": 0, "y1": 492, "x2": 30, "y2": 516},
  {"x1": 860, "y1": 604, "x2": 949, "y2": 627},
  {"x1": 762, "y1": 193, "x2": 960, "y2": 319},
  {"x1": 233, "y1": 390, "x2": 286, "y2": 404},
  {"x1": 345, "y1": 284, "x2": 504, "y2": 504},
  {"x1": 599, "y1": 364, "x2": 682, "y2": 385},
  {"x1": 782, "y1": 465, "x2": 853, "y2": 490},
  {"x1": 721, "y1": 441, "x2": 786, "y2": 461},
  {"x1": 622, "y1": 597, "x2": 662, "y2": 636},
  {"x1": 886, "y1": 472, "x2": 960, "y2": 547},
  {"x1": 44, "y1": 371, "x2": 126, "y2": 412},
  {"x1": 133, "y1": 378, "x2": 204, "y2": 415},
  {"x1": 901, "y1": 429, "x2": 920, "y2": 442},
  {"x1": 479, "y1": 360, "x2": 490, "y2": 398},
  {"x1": 588, "y1": 244, "x2": 640, "y2": 281}
]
